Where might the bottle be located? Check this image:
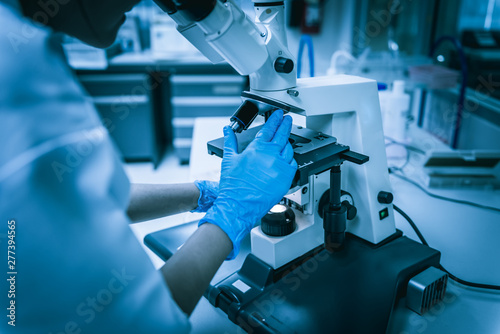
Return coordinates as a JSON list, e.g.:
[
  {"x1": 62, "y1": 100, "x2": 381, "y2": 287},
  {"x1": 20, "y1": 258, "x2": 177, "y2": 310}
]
[{"x1": 379, "y1": 80, "x2": 410, "y2": 158}]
